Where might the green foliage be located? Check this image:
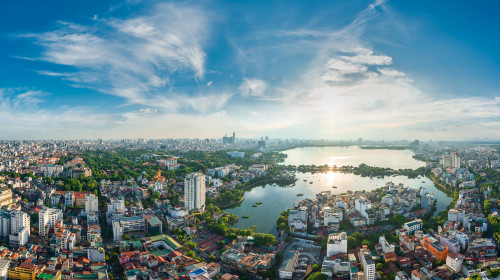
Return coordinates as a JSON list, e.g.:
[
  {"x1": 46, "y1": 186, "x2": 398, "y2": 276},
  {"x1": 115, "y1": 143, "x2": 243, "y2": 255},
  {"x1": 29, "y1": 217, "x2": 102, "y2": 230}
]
[
  {"x1": 320, "y1": 238, "x2": 328, "y2": 249},
  {"x1": 484, "y1": 199, "x2": 492, "y2": 213},
  {"x1": 347, "y1": 236, "x2": 359, "y2": 249},
  {"x1": 389, "y1": 214, "x2": 407, "y2": 227},
  {"x1": 253, "y1": 233, "x2": 277, "y2": 247},
  {"x1": 186, "y1": 250, "x2": 196, "y2": 258},
  {"x1": 433, "y1": 260, "x2": 444, "y2": 267},
  {"x1": 261, "y1": 269, "x2": 277, "y2": 279},
  {"x1": 186, "y1": 241, "x2": 197, "y2": 249},
  {"x1": 276, "y1": 252, "x2": 284, "y2": 261},
  {"x1": 312, "y1": 264, "x2": 320, "y2": 272},
  {"x1": 307, "y1": 272, "x2": 327, "y2": 280}
]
